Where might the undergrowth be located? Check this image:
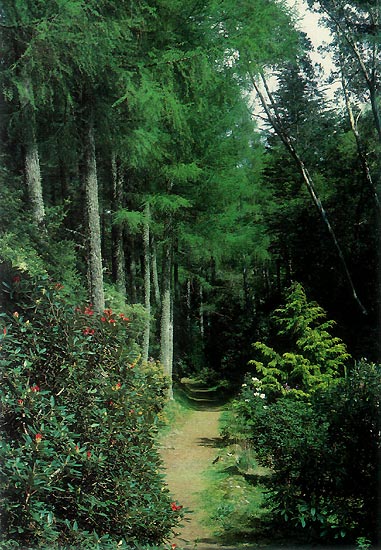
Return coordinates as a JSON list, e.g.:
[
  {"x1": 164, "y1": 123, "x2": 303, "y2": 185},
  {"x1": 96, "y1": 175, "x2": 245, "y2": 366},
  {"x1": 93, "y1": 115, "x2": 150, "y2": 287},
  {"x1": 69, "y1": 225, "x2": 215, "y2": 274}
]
[{"x1": 199, "y1": 411, "x2": 271, "y2": 543}]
